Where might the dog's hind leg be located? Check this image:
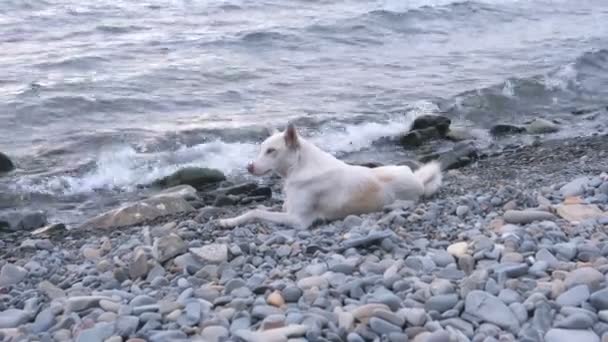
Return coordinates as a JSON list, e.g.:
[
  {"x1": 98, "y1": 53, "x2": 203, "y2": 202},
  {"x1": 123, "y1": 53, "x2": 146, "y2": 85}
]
[{"x1": 218, "y1": 209, "x2": 306, "y2": 229}]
